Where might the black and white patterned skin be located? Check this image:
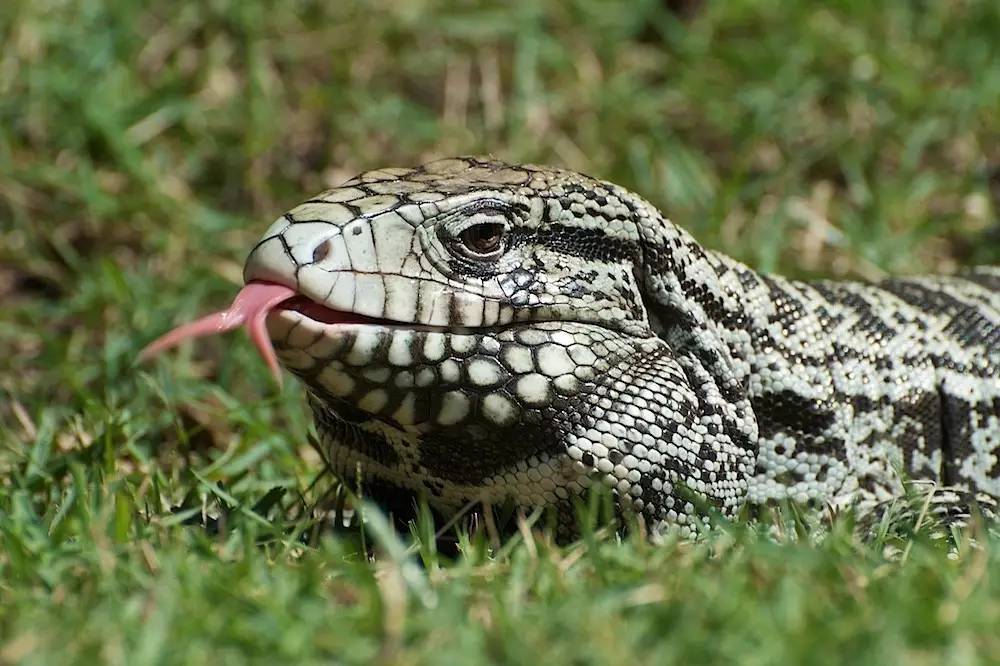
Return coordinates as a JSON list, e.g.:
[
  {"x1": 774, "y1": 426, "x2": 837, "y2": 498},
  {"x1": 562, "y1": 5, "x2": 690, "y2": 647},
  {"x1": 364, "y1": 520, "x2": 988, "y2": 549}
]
[{"x1": 244, "y1": 157, "x2": 1000, "y2": 535}]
